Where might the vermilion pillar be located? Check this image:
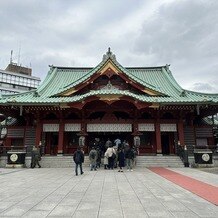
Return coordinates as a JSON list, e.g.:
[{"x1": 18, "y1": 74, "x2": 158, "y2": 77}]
[
  {"x1": 58, "y1": 120, "x2": 64, "y2": 154},
  {"x1": 35, "y1": 120, "x2": 42, "y2": 147},
  {"x1": 155, "y1": 121, "x2": 162, "y2": 154}
]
